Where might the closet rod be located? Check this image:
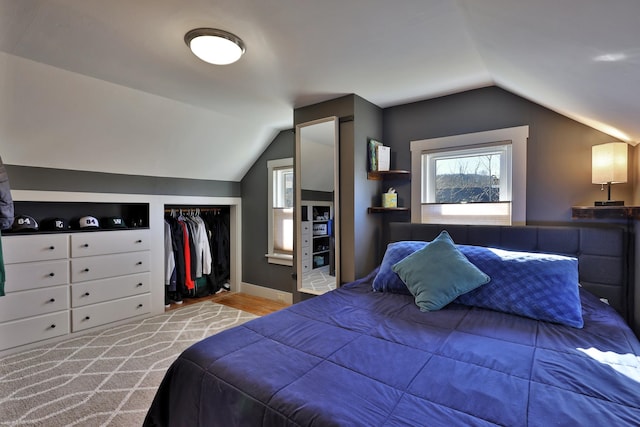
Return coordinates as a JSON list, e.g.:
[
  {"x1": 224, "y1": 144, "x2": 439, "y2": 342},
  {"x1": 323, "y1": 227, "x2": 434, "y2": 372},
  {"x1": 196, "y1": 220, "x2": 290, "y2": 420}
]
[{"x1": 163, "y1": 207, "x2": 224, "y2": 213}]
